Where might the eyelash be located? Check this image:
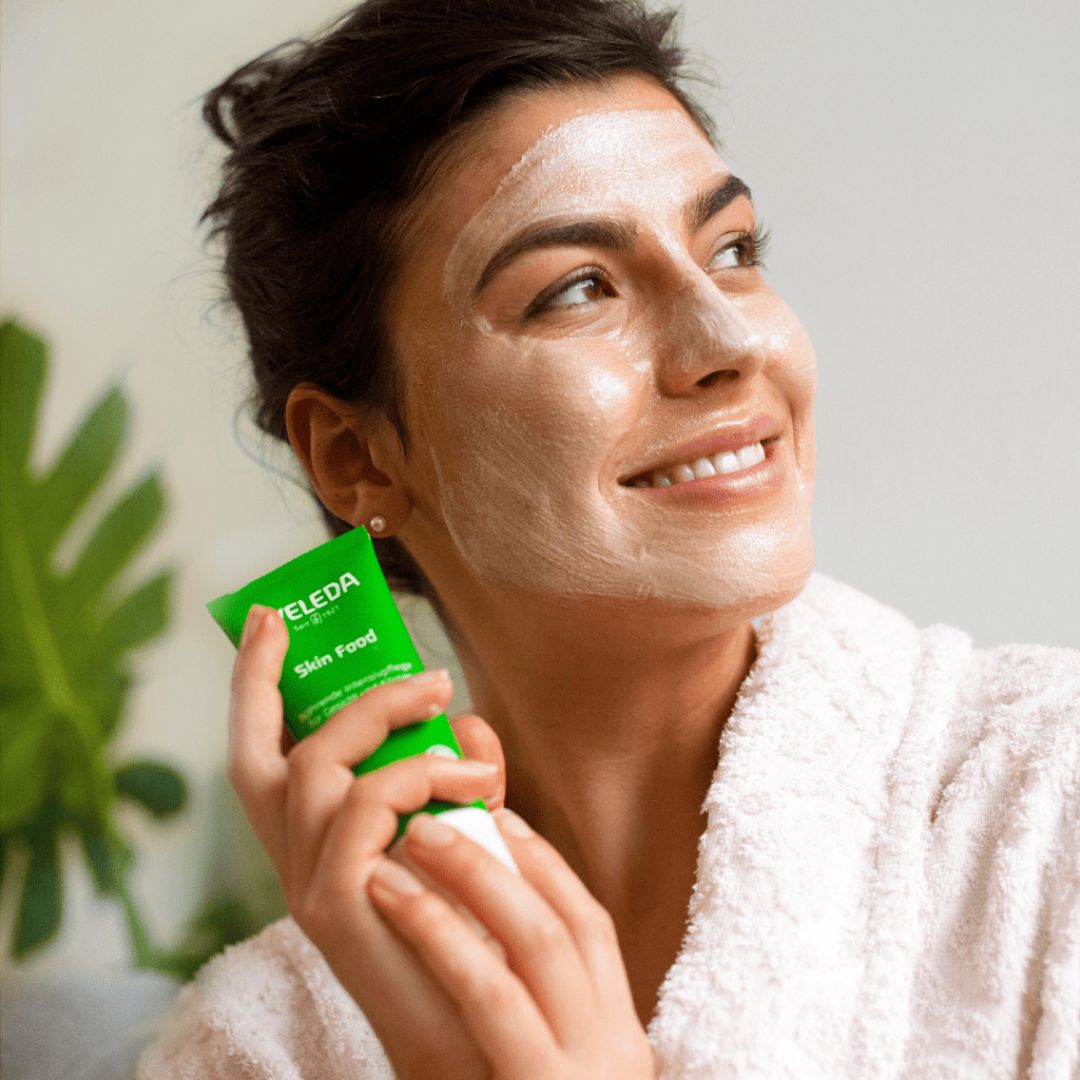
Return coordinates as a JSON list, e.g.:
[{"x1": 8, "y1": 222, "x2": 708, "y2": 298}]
[{"x1": 523, "y1": 224, "x2": 772, "y2": 321}]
